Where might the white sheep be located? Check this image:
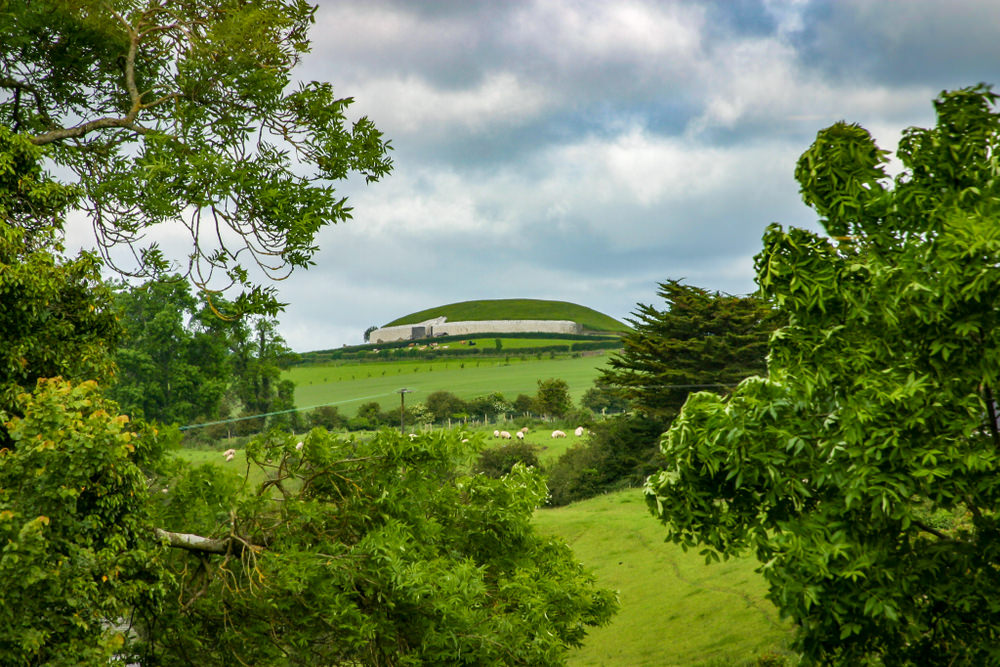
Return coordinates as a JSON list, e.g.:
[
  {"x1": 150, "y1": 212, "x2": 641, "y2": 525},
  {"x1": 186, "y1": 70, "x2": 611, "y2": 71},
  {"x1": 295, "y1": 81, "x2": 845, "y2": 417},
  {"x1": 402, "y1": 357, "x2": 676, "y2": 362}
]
[
  {"x1": 295, "y1": 441, "x2": 304, "y2": 451},
  {"x1": 493, "y1": 430, "x2": 500, "y2": 438},
  {"x1": 551, "y1": 430, "x2": 567, "y2": 438},
  {"x1": 499, "y1": 430, "x2": 512, "y2": 439},
  {"x1": 519, "y1": 426, "x2": 529, "y2": 434},
  {"x1": 574, "y1": 426, "x2": 585, "y2": 437},
  {"x1": 222, "y1": 448, "x2": 236, "y2": 458},
  {"x1": 516, "y1": 431, "x2": 525, "y2": 440}
]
